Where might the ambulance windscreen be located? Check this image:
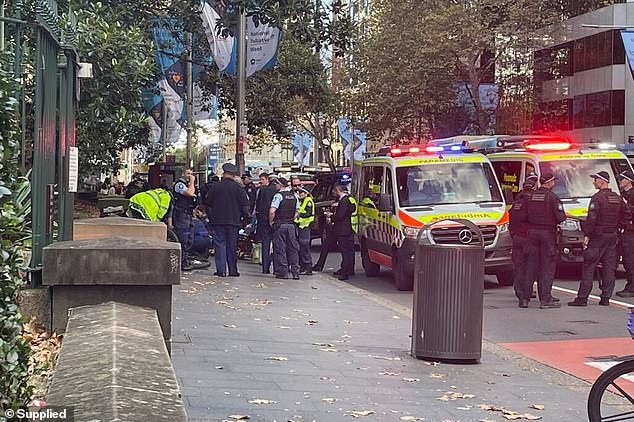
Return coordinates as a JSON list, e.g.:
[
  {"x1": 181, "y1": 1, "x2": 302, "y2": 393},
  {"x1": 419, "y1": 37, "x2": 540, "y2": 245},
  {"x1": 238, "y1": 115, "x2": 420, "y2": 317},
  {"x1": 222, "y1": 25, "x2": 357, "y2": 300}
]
[
  {"x1": 396, "y1": 163, "x2": 502, "y2": 207},
  {"x1": 539, "y1": 159, "x2": 628, "y2": 200}
]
